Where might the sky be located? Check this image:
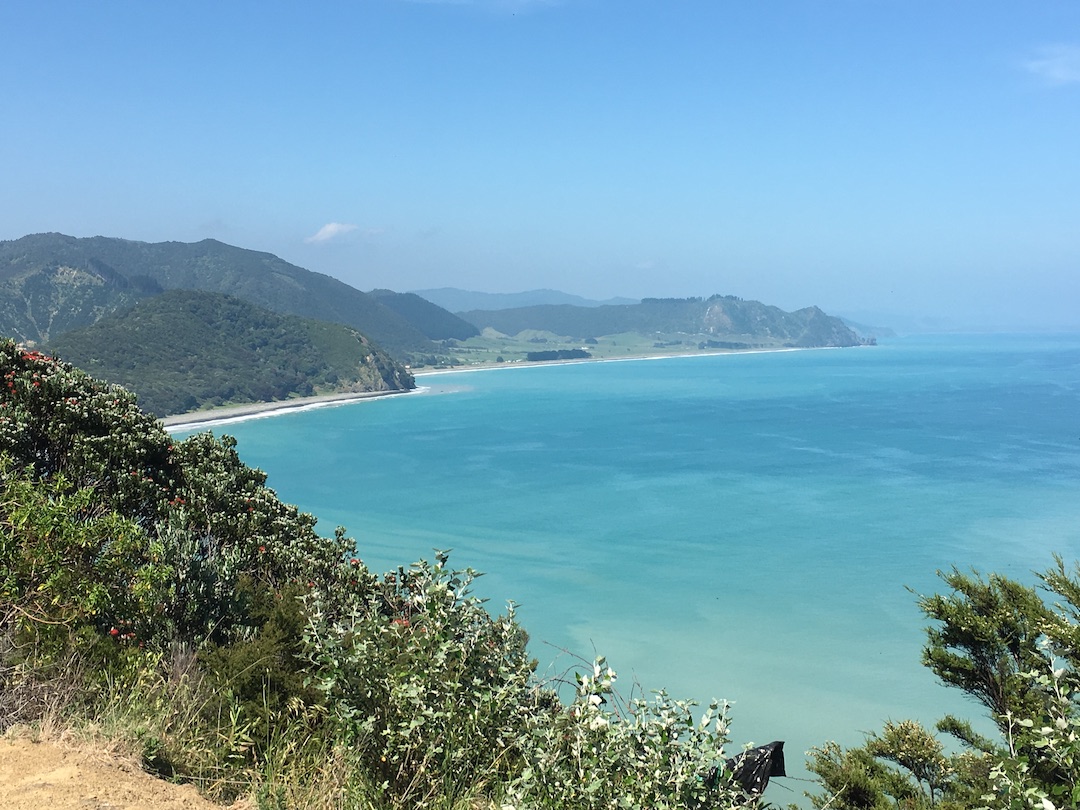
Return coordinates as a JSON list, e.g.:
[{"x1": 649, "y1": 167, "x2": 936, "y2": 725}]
[{"x1": 2, "y1": 1, "x2": 1078, "y2": 331}]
